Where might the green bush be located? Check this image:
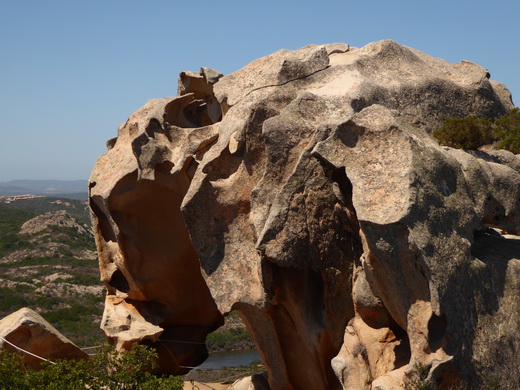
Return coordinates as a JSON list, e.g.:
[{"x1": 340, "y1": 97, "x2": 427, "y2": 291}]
[
  {"x1": 493, "y1": 107, "x2": 520, "y2": 154},
  {"x1": 0, "y1": 344, "x2": 183, "y2": 390},
  {"x1": 433, "y1": 116, "x2": 494, "y2": 150},
  {"x1": 433, "y1": 109, "x2": 520, "y2": 154}
]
